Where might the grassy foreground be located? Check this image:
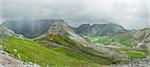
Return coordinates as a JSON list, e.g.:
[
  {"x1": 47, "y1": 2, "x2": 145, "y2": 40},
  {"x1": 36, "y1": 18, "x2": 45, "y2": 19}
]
[{"x1": 1, "y1": 37, "x2": 101, "y2": 67}]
